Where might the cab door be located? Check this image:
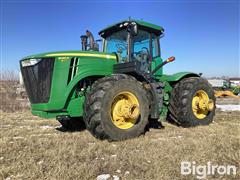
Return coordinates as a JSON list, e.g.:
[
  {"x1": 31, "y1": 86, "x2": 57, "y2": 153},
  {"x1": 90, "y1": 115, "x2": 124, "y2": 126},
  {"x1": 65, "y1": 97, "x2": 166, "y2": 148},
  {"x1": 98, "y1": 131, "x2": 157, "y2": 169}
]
[{"x1": 151, "y1": 34, "x2": 163, "y2": 77}]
